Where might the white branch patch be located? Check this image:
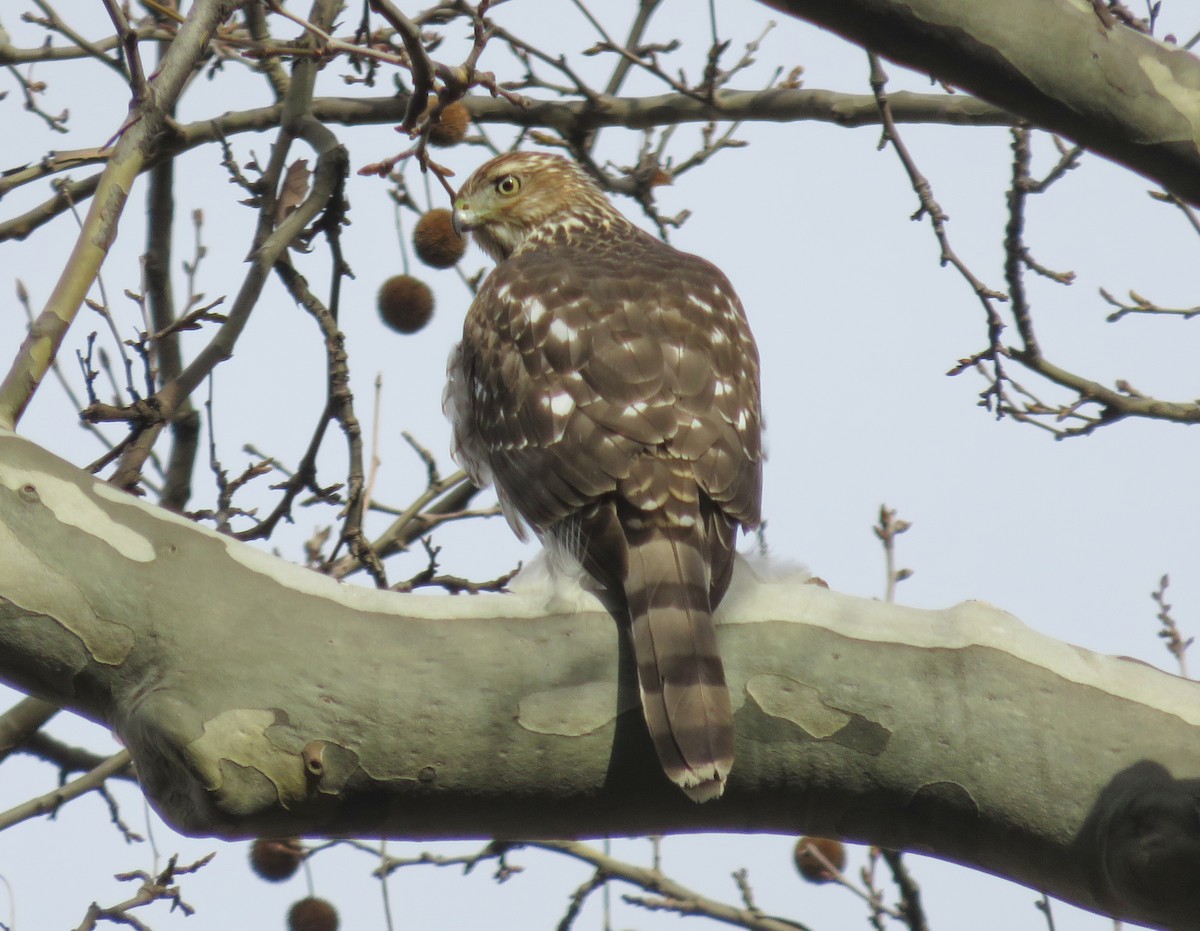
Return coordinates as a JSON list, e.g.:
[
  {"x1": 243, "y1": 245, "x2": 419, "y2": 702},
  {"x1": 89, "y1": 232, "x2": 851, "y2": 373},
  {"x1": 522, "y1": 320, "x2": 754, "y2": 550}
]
[{"x1": 1, "y1": 464, "x2": 154, "y2": 562}]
